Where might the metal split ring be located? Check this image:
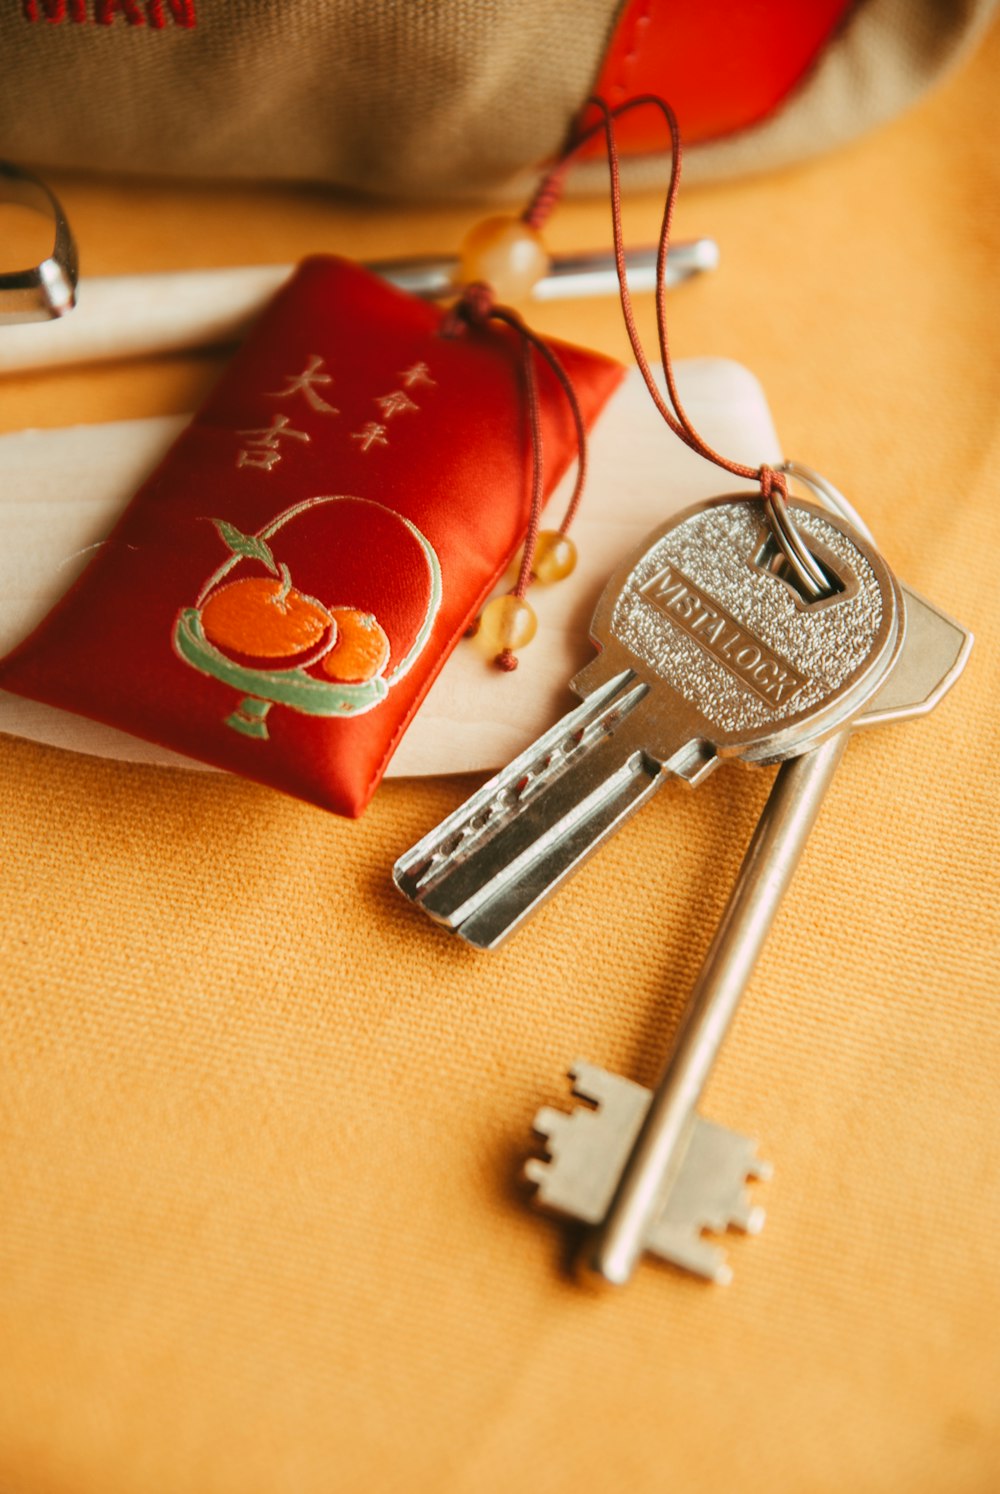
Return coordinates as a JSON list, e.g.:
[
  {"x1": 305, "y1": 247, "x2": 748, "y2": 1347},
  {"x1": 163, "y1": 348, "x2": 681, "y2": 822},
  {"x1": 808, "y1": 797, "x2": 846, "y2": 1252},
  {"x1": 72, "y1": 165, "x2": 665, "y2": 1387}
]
[
  {"x1": 0, "y1": 161, "x2": 78, "y2": 324},
  {"x1": 778, "y1": 460, "x2": 875, "y2": 546},
  {"x1": 762, "y1": 488, "x2": 831, "y2": 600}
]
